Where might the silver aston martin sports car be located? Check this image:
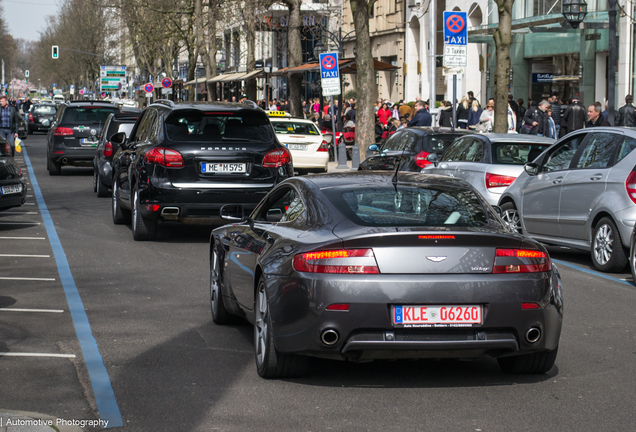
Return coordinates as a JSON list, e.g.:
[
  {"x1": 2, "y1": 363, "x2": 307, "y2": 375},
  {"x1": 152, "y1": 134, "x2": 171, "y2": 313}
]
[{"x1": 208, "y1": 171, "x2": 563, "y2": 378}]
